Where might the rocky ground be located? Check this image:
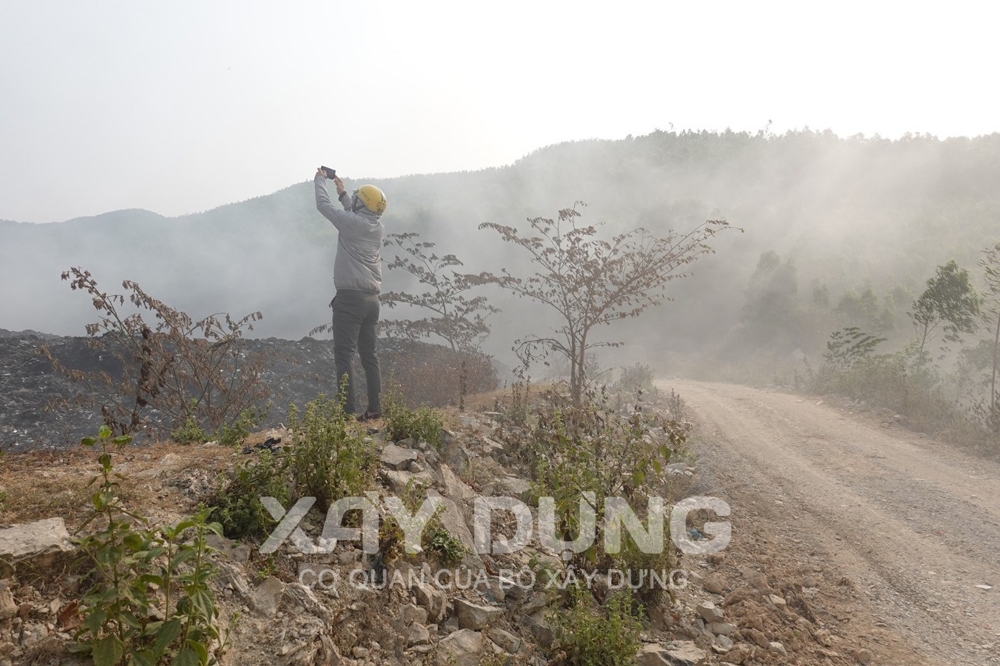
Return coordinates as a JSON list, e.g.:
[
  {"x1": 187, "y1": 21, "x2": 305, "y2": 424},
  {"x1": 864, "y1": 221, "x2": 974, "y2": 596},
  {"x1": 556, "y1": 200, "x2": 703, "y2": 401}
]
[{"x1": 1, "y1": 383, "x2": 933, "y2": 666}]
